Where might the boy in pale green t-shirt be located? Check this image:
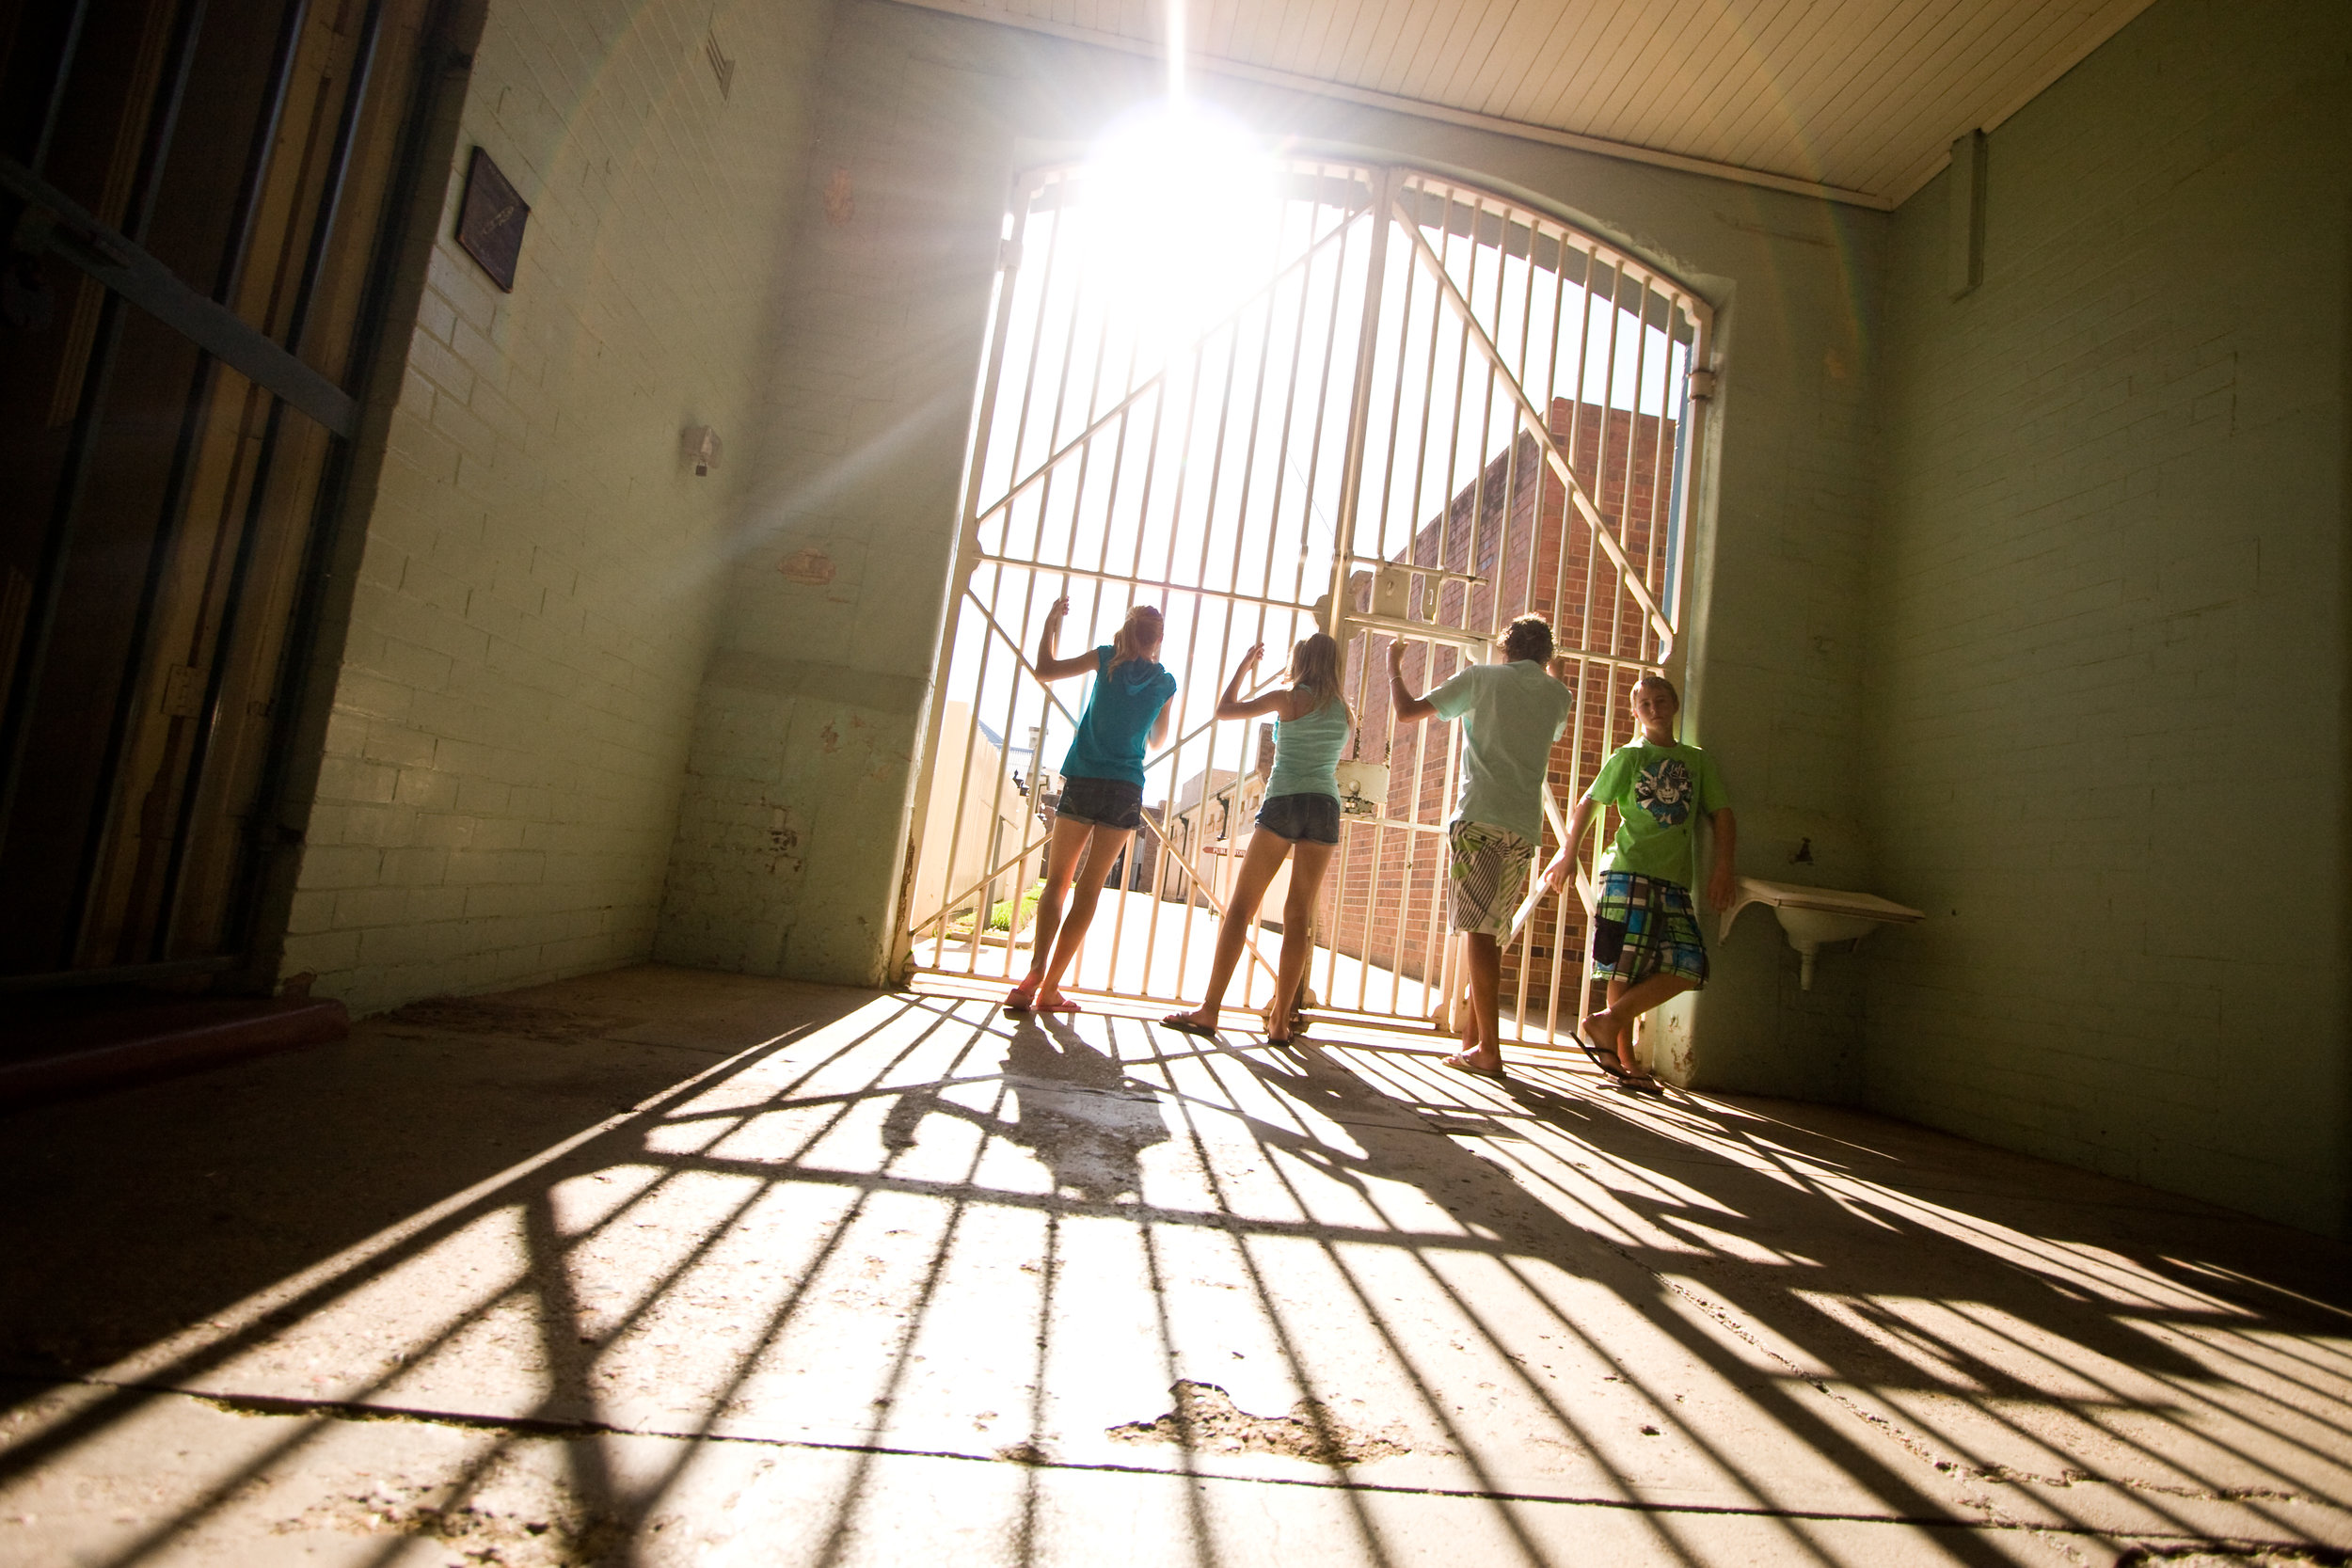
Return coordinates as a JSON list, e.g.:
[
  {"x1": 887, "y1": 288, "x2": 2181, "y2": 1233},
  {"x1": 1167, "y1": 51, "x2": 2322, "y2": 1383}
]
[
  {"x1": 1388, "y1": 614, "x2": 1575, "y2": 1079},
  {"x1": 1545, "y1": 673, "x2": 1737, "y2": 1092}
]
